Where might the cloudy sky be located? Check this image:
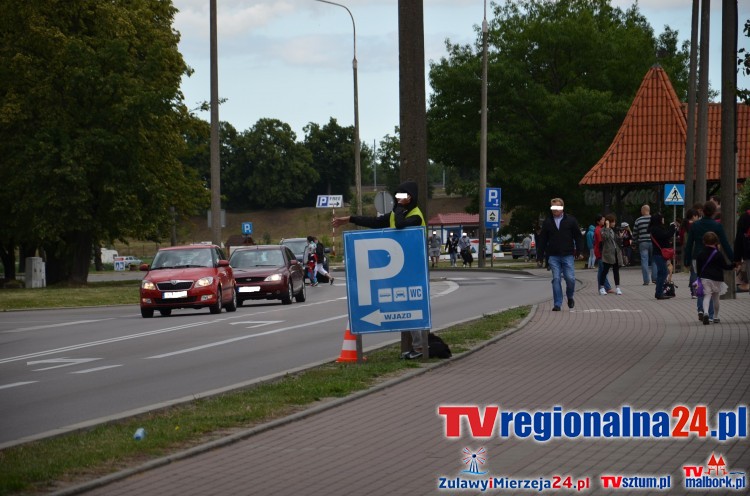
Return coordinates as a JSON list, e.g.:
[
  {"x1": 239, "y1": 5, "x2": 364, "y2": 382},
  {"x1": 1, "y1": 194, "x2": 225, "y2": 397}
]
[{"x1": 172, "y1": 0, "x2": 749, "y2": 146}]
